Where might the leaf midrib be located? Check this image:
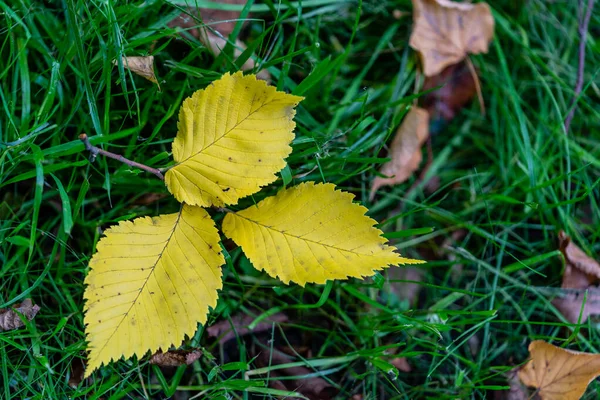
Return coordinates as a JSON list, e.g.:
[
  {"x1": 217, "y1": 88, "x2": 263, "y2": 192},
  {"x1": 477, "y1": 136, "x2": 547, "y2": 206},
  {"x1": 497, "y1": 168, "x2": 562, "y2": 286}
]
[{"x1": 234, "y1": 214, "x2": 393, "y2": 257}]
